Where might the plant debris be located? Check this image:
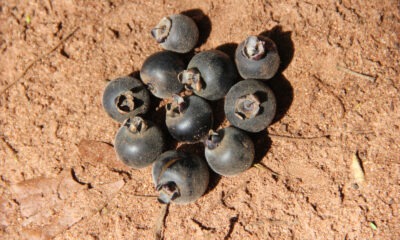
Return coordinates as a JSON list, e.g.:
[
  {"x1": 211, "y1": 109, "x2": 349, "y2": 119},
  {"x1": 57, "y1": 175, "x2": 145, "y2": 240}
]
[
  {"x1": 351, "y1": 152, "x2": 365, "y2": 185},
  {"x1": 10, "y1": 171, "x2": 124, "y2": 239}
]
